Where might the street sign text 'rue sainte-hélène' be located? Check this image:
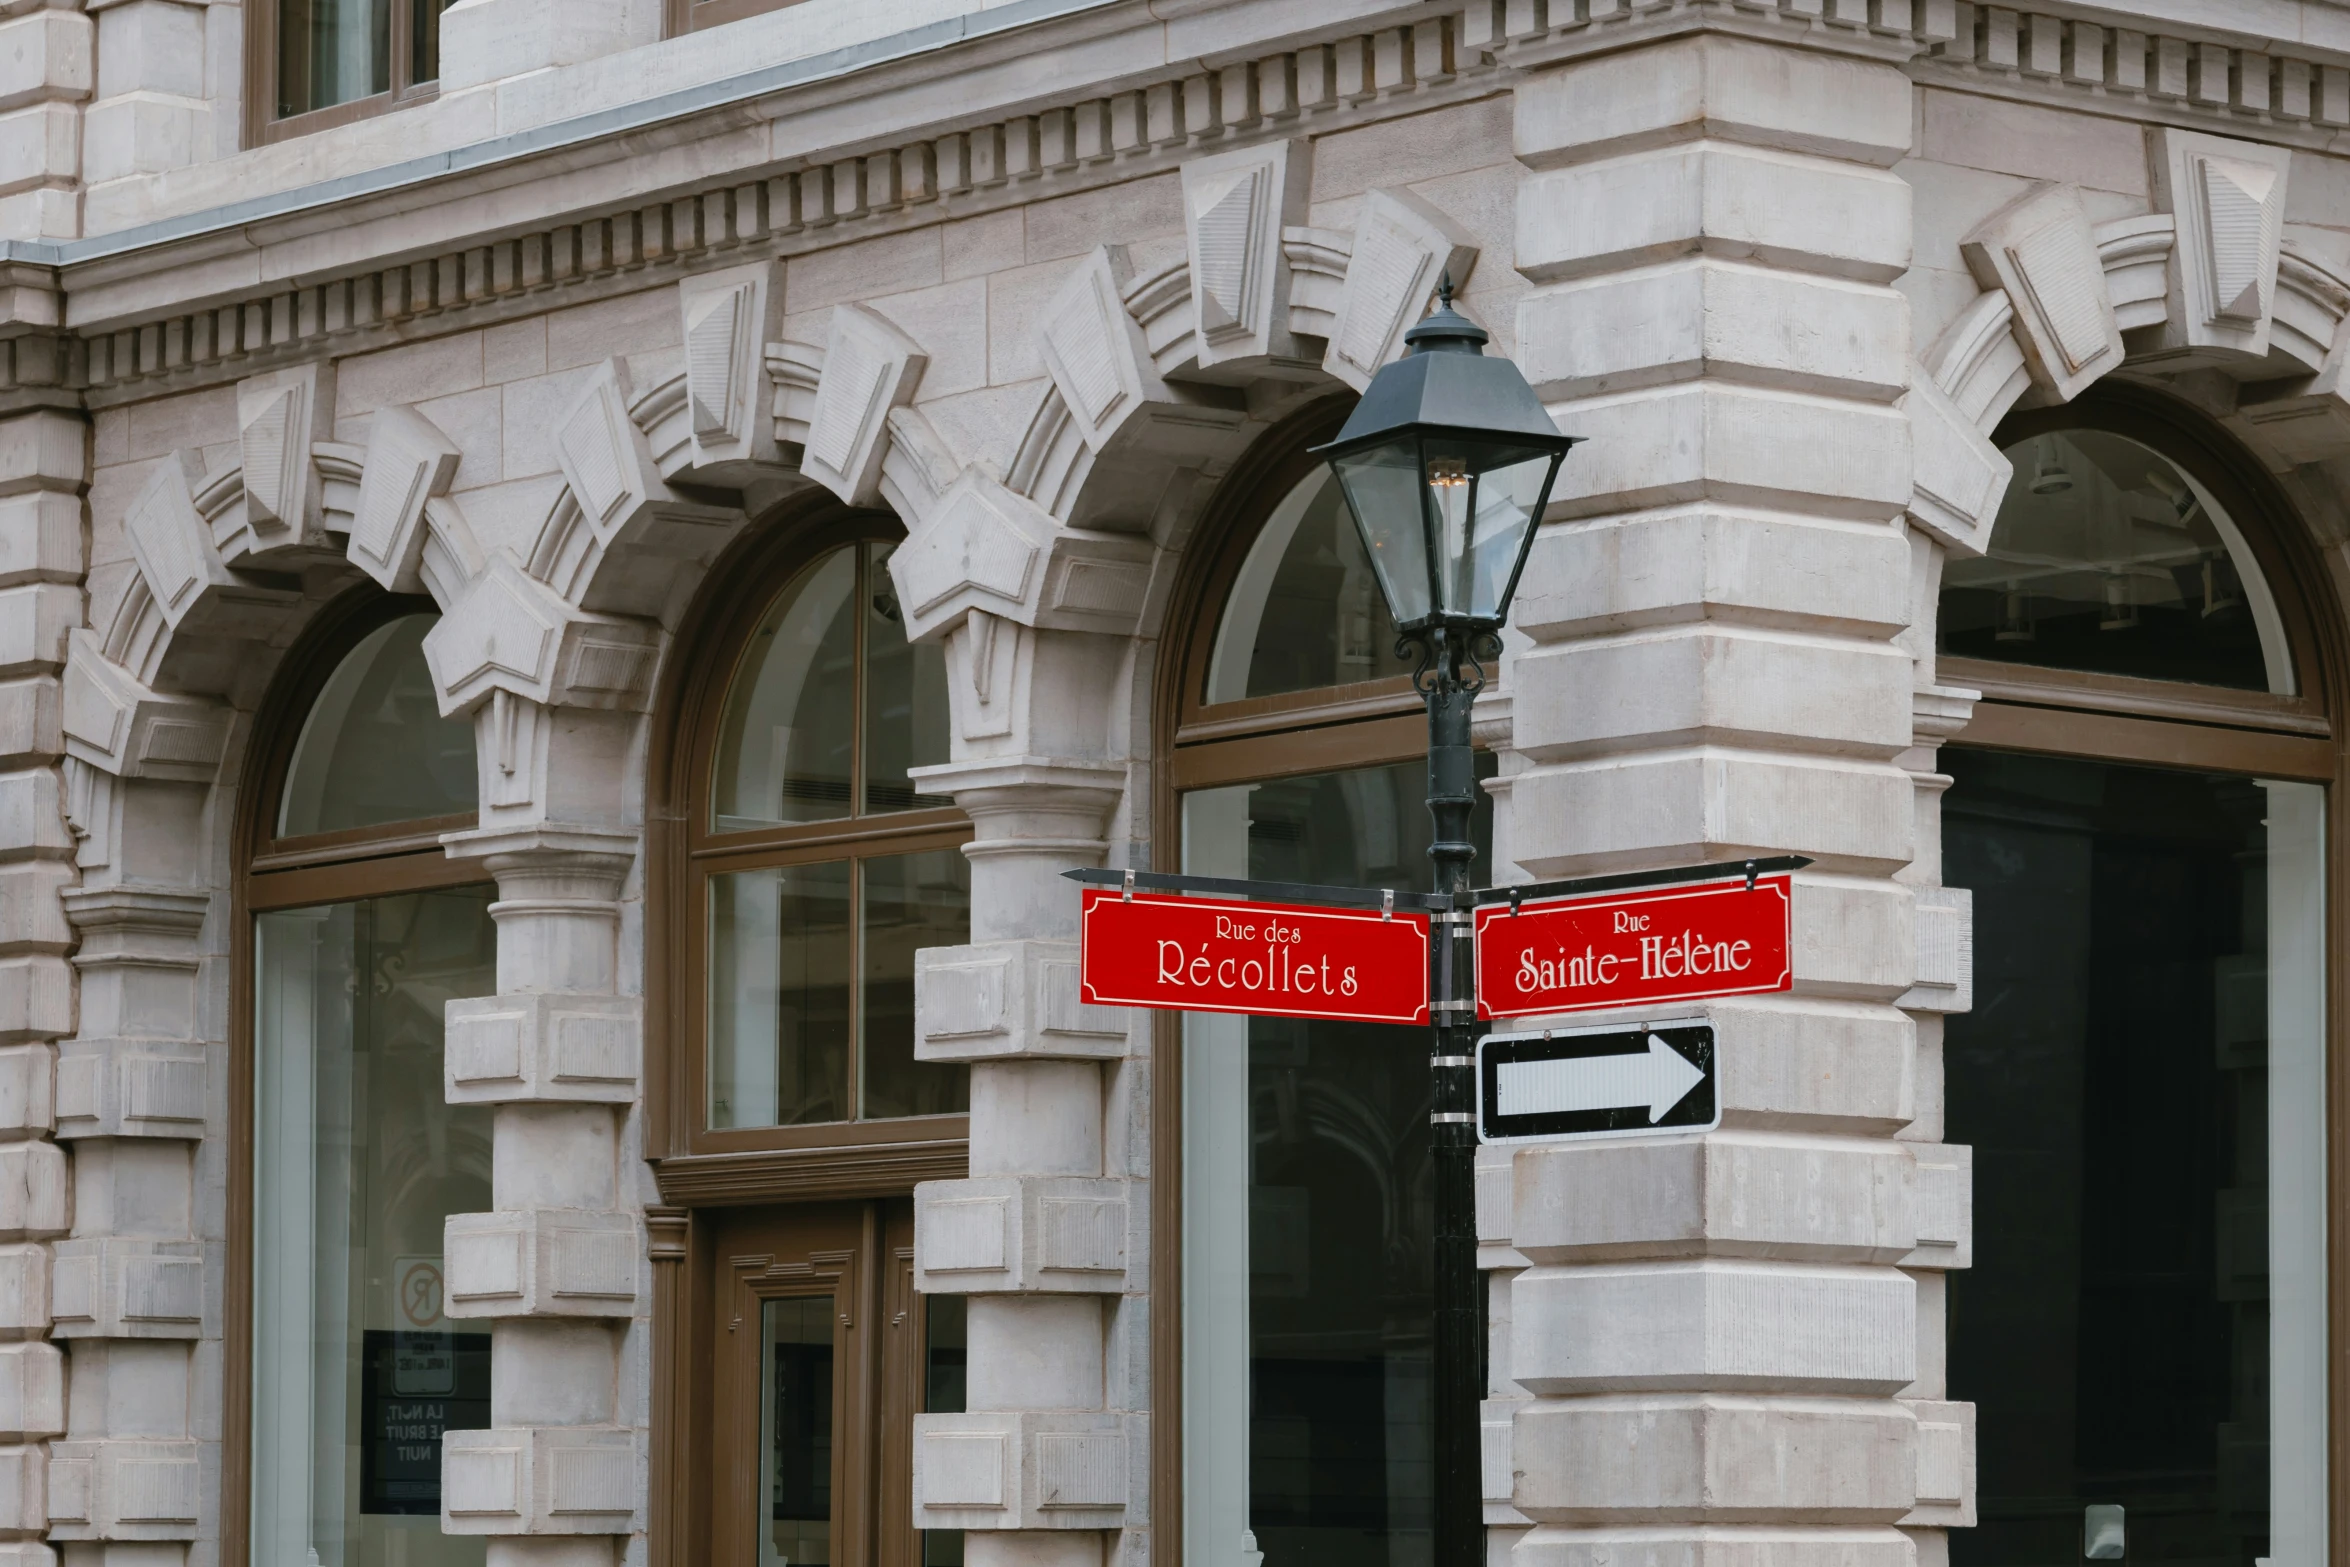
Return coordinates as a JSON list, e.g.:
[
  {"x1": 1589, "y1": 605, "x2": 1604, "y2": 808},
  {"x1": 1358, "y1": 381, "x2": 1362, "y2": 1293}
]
[{"x1": 1070, "y1": 862, "x2": 1796, "y2": 1146}]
